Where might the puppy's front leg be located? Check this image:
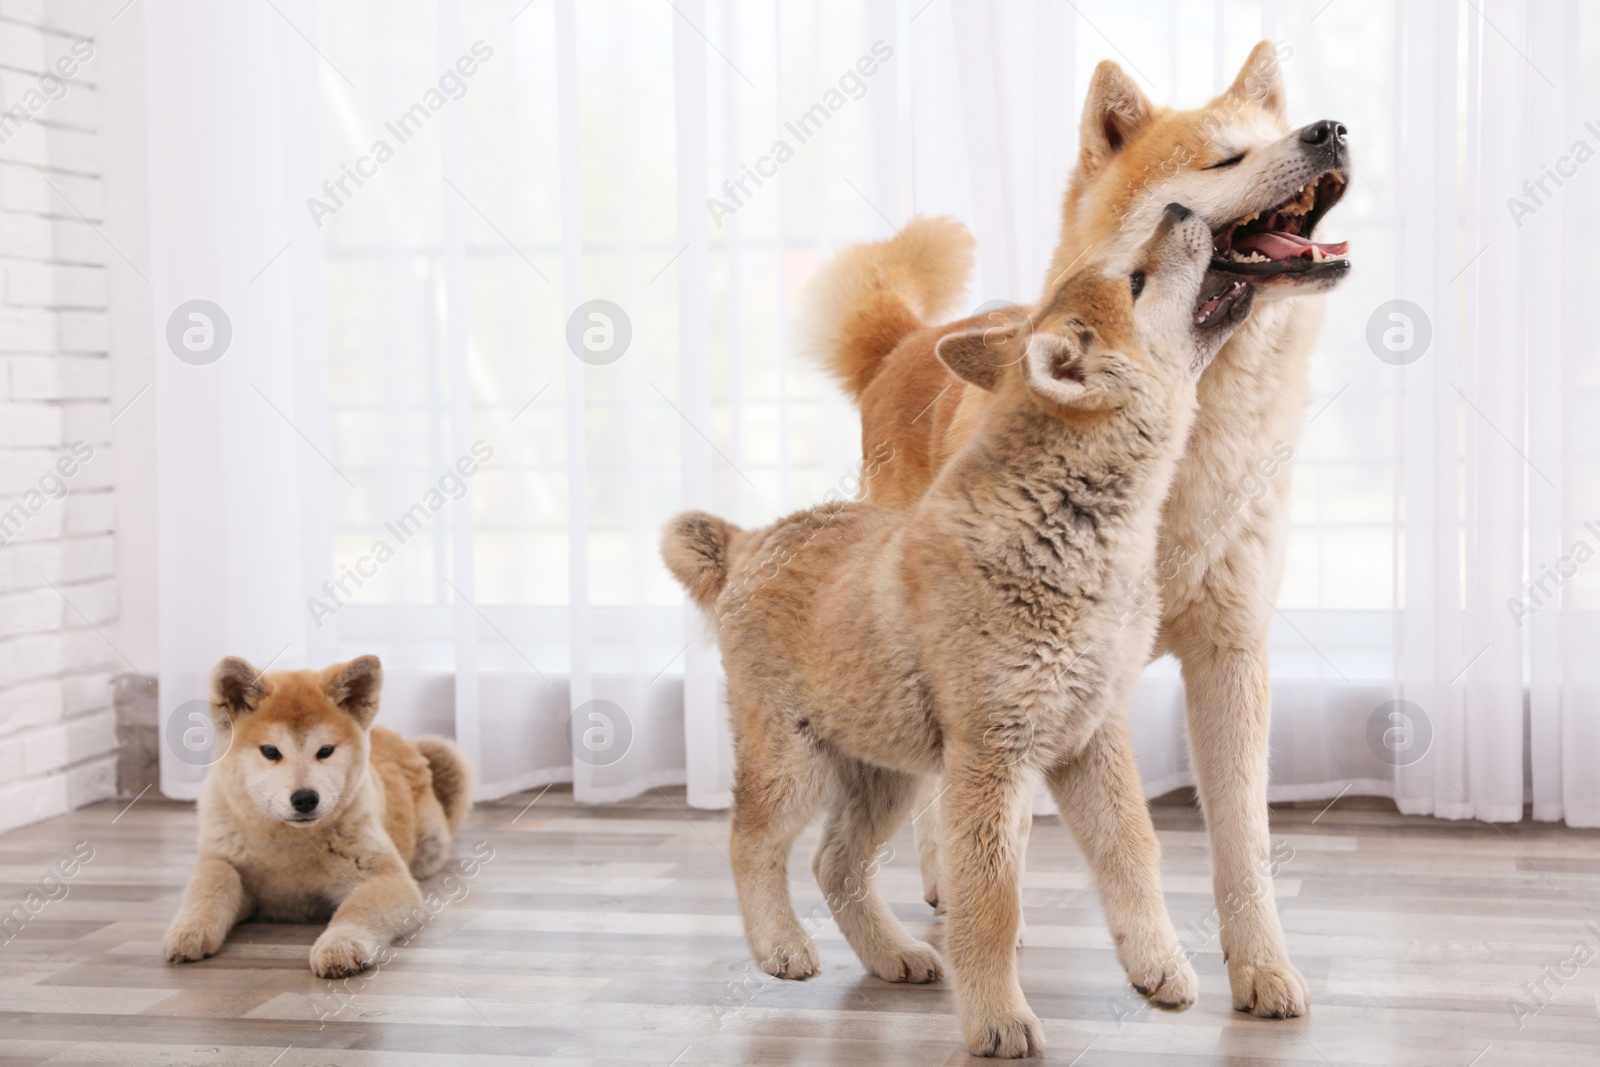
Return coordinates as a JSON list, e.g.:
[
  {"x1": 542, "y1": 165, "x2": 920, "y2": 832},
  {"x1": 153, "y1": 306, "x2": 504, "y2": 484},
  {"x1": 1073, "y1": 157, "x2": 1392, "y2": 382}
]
[
  {"x1": 164, "y1": 857, "x2": 251, "y2": 963},
  {"x1": 1046, "y1": 719, "x2": 1195, "y2": 1010},
  {"x1": 941, "y1": 750, "x2": 1042, "y2": 1059},
  {"x1": 309, "y1": 859, "x2": 423, "y2": 978}
]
